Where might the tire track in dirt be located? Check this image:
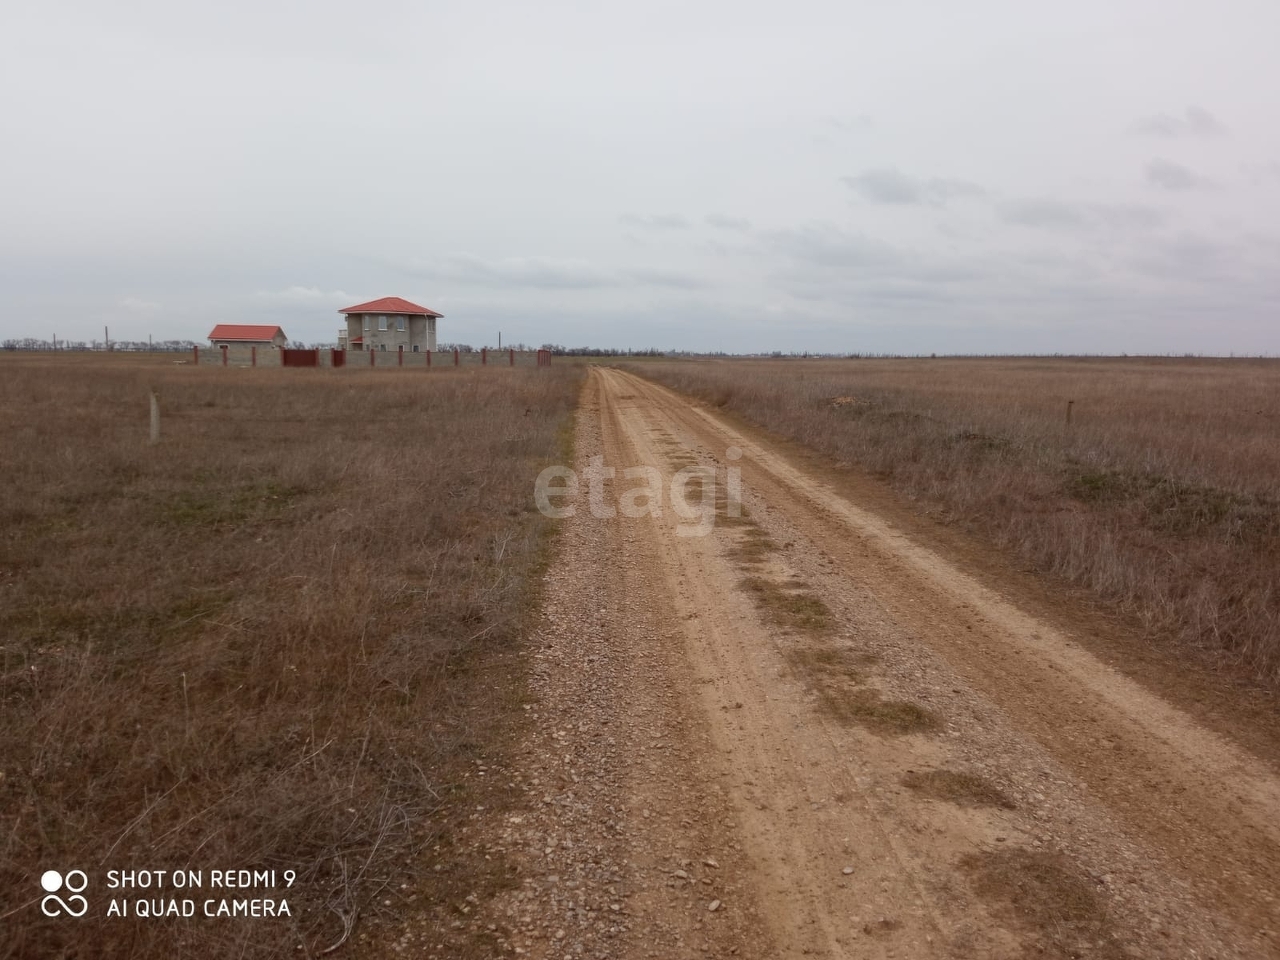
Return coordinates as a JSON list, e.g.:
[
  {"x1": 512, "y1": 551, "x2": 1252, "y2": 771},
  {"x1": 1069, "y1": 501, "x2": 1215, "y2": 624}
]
[
  {"x1": 476, "y1": 372, "x2": 776, "y2": 960},
  {"x1": 606, "y1": 382, "x2": 1034, "y2": 958}
]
